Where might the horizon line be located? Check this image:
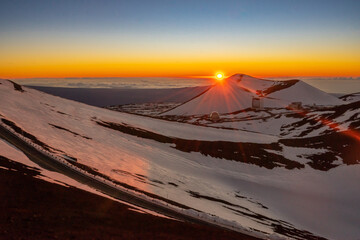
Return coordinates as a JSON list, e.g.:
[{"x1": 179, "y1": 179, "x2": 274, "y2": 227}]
[{"x1": 4, "y1": 75, "x2": 360, "y2": 80}]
